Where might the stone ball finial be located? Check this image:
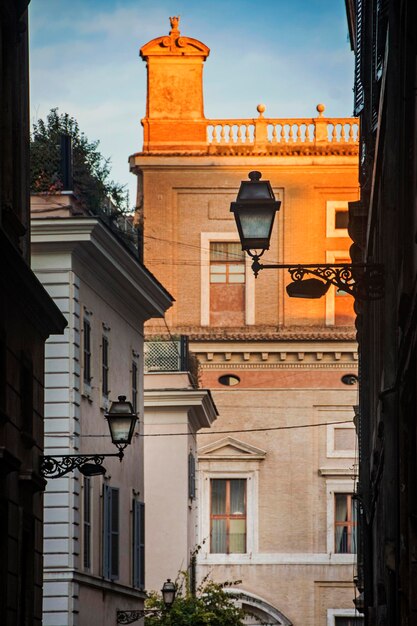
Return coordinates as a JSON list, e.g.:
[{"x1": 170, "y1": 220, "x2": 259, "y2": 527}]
[
  {"x1": 257, "y1": 103, "x2": 266, "y2": 117},
  {"x1": 316, "y1": 103, "x2": 325, "y2": 117}
]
